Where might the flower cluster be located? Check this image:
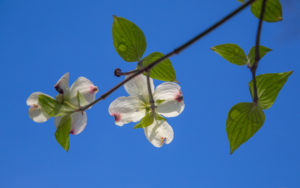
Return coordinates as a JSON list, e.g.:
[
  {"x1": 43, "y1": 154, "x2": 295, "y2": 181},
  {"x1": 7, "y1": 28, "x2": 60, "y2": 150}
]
[
  {"x1": 27, "y1": 72, "x2": 184, "y2": 149},
  {"x1": 26, "y1": 73, "x2": 98, "y2": 135},
  {"x1": 109, "y1": 74, "x2": 184, "y2": 147}
]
